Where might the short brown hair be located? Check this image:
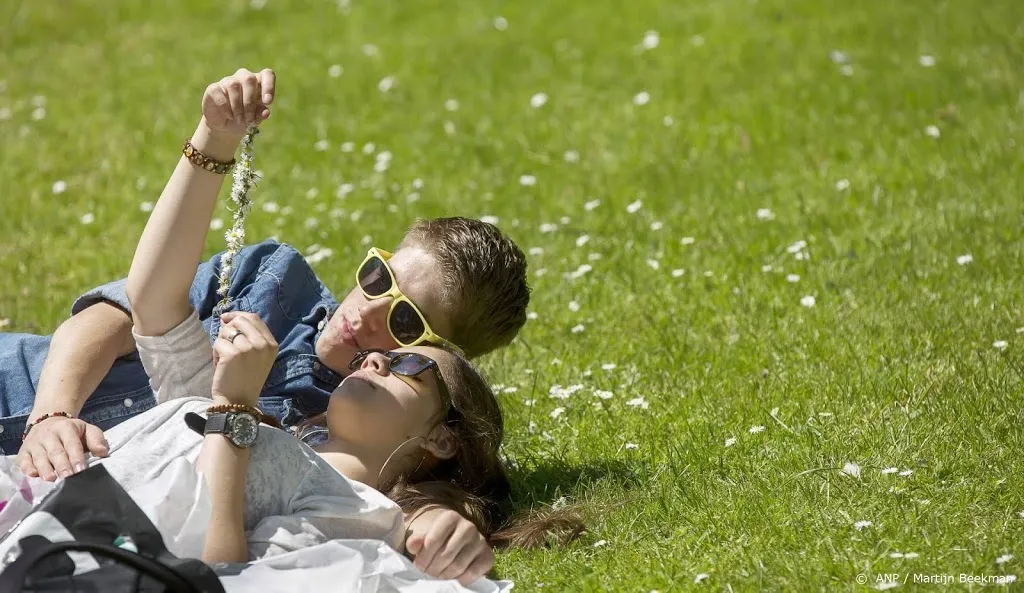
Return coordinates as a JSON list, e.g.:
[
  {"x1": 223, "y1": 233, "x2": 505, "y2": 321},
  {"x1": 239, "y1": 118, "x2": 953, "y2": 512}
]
[{"x1": 399, "y1": 217, "x2": 530, "y2": 358}]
